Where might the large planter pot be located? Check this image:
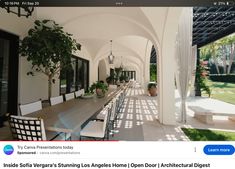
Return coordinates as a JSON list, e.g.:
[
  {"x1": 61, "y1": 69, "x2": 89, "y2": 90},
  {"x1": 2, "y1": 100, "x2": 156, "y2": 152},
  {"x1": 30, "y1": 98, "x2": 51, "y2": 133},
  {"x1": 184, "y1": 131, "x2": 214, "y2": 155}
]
[
  {"x1": 148, "y1": 86, "x2": 157, "y2": 97},
  {"x1": 96, "y1": 88, "x2": 105, "y2": 97}
]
